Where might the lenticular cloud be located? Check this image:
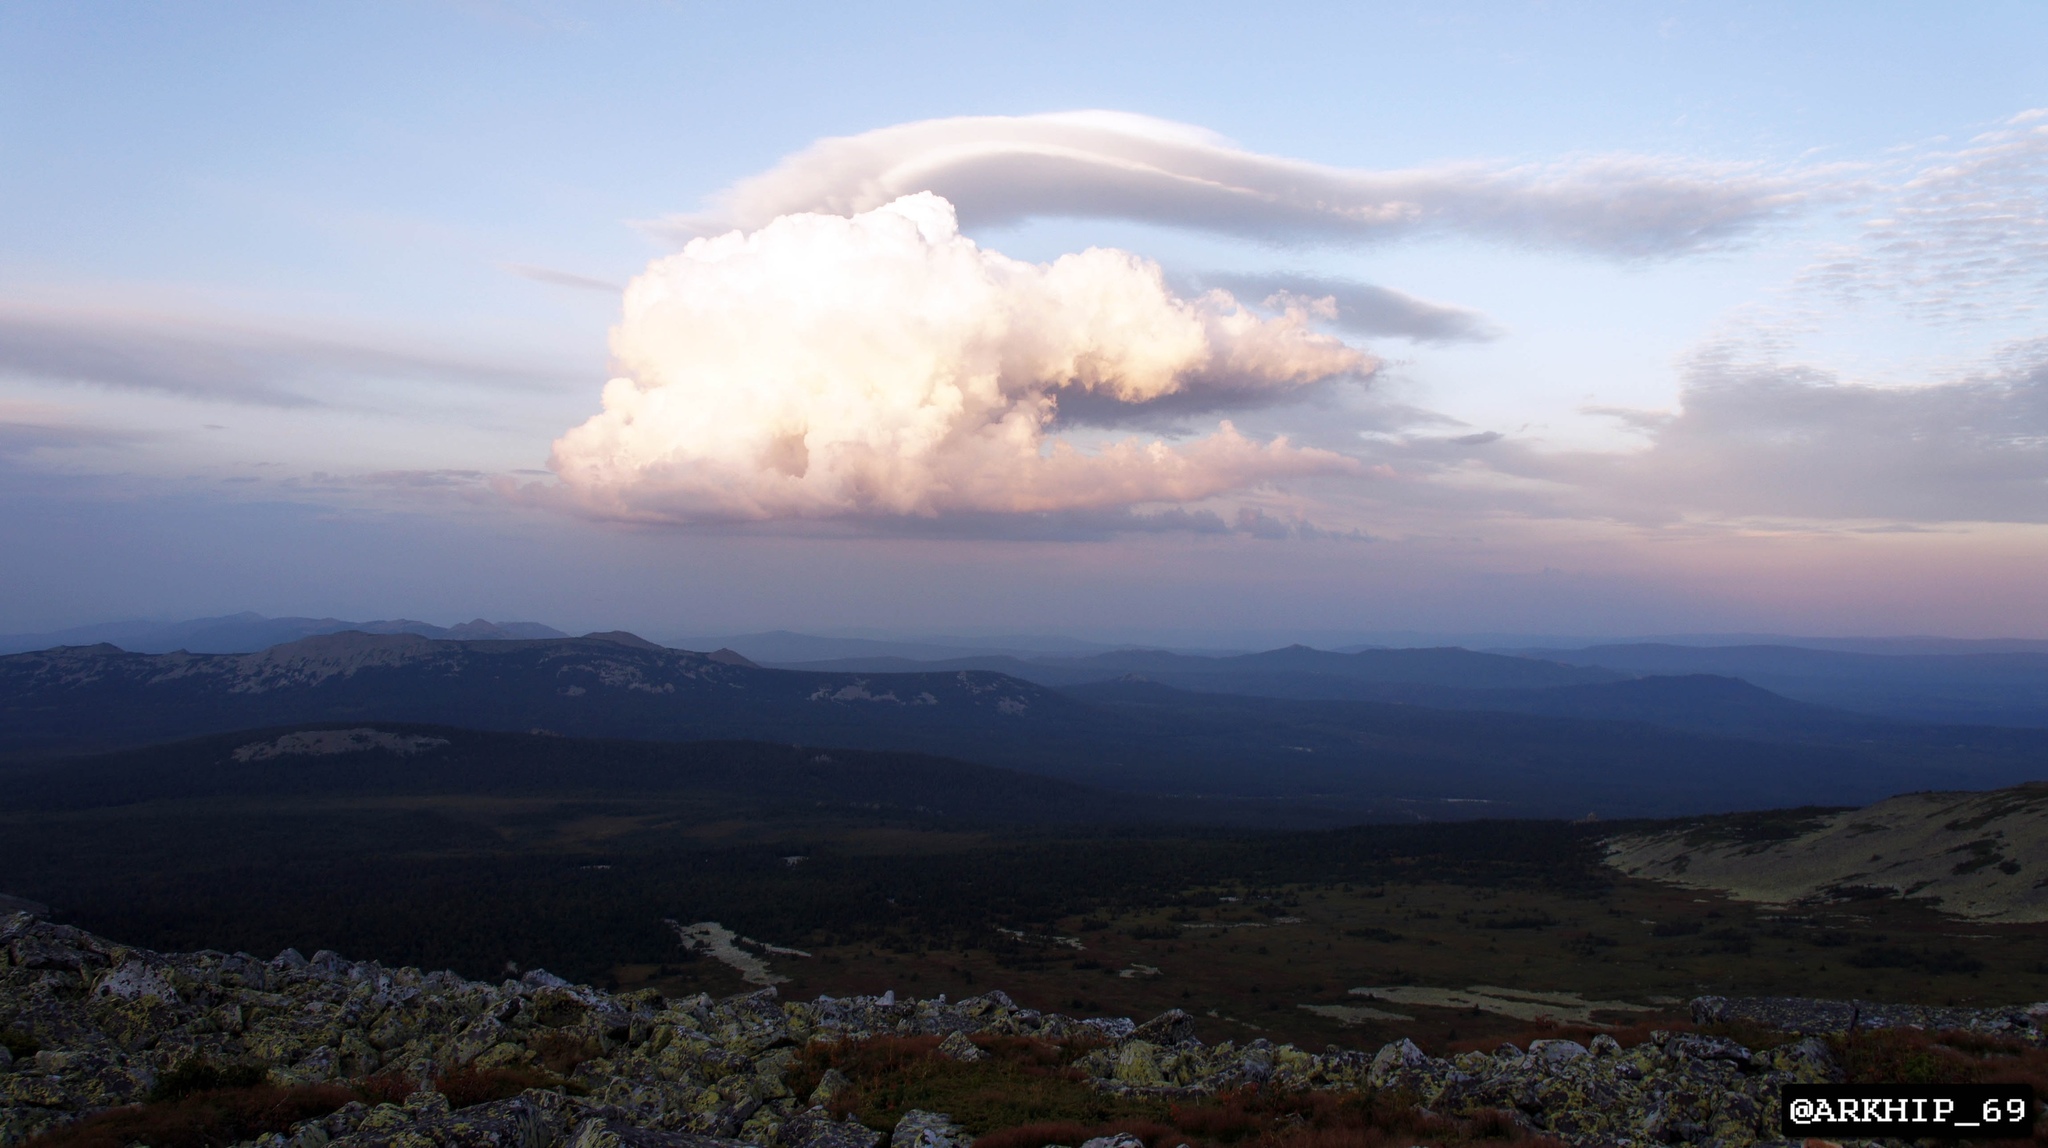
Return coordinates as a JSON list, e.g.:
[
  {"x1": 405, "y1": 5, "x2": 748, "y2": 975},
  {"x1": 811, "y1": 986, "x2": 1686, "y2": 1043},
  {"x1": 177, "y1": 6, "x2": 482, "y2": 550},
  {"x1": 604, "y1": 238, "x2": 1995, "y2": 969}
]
[{"x1": 550, "y1": 194, "x2": 1369, "y2": 522}]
